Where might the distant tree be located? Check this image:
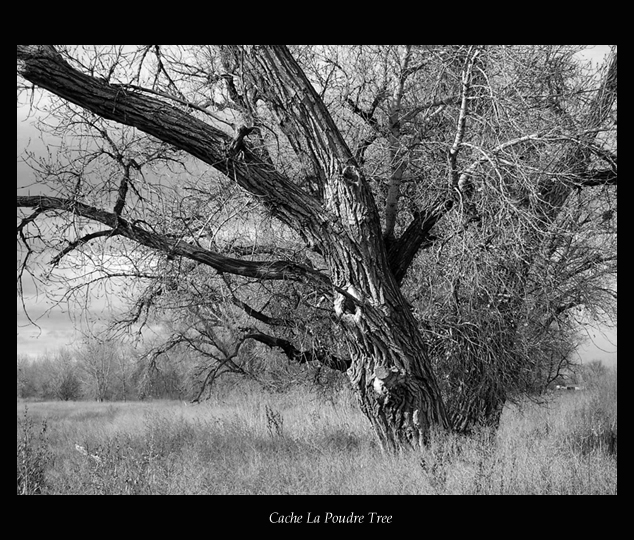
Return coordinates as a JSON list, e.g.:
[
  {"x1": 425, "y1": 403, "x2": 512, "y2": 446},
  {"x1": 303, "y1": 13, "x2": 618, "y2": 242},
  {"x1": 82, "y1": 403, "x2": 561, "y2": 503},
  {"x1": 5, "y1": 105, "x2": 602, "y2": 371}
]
[
  {"x1": 52, "y1": 347, "x2": 82, "y2": 400},
  {"x1": 35, "y1": 354, "x2": 59, "y2": 400},
  {"x1": 133, "y1": 342, "x2": 190, "y2": 400},
  {"x1": 75, "y1": 338, "x2": 117, "y2": 401},
  {"x1": 110, "y1": 344, "x2": 135, "y2": 401},
  {"x1": 17, "y1": 354, "x2": 37, "y2": 399},
  {"x1": 56, "y1": 371, "x2": 81, "y2": 401},
  {"x1": 17, "y1": 45, "x2": 616, "y2": 450},
  {"x1": 578, "y1": 359, "x2": 609, "y2": 386}
]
